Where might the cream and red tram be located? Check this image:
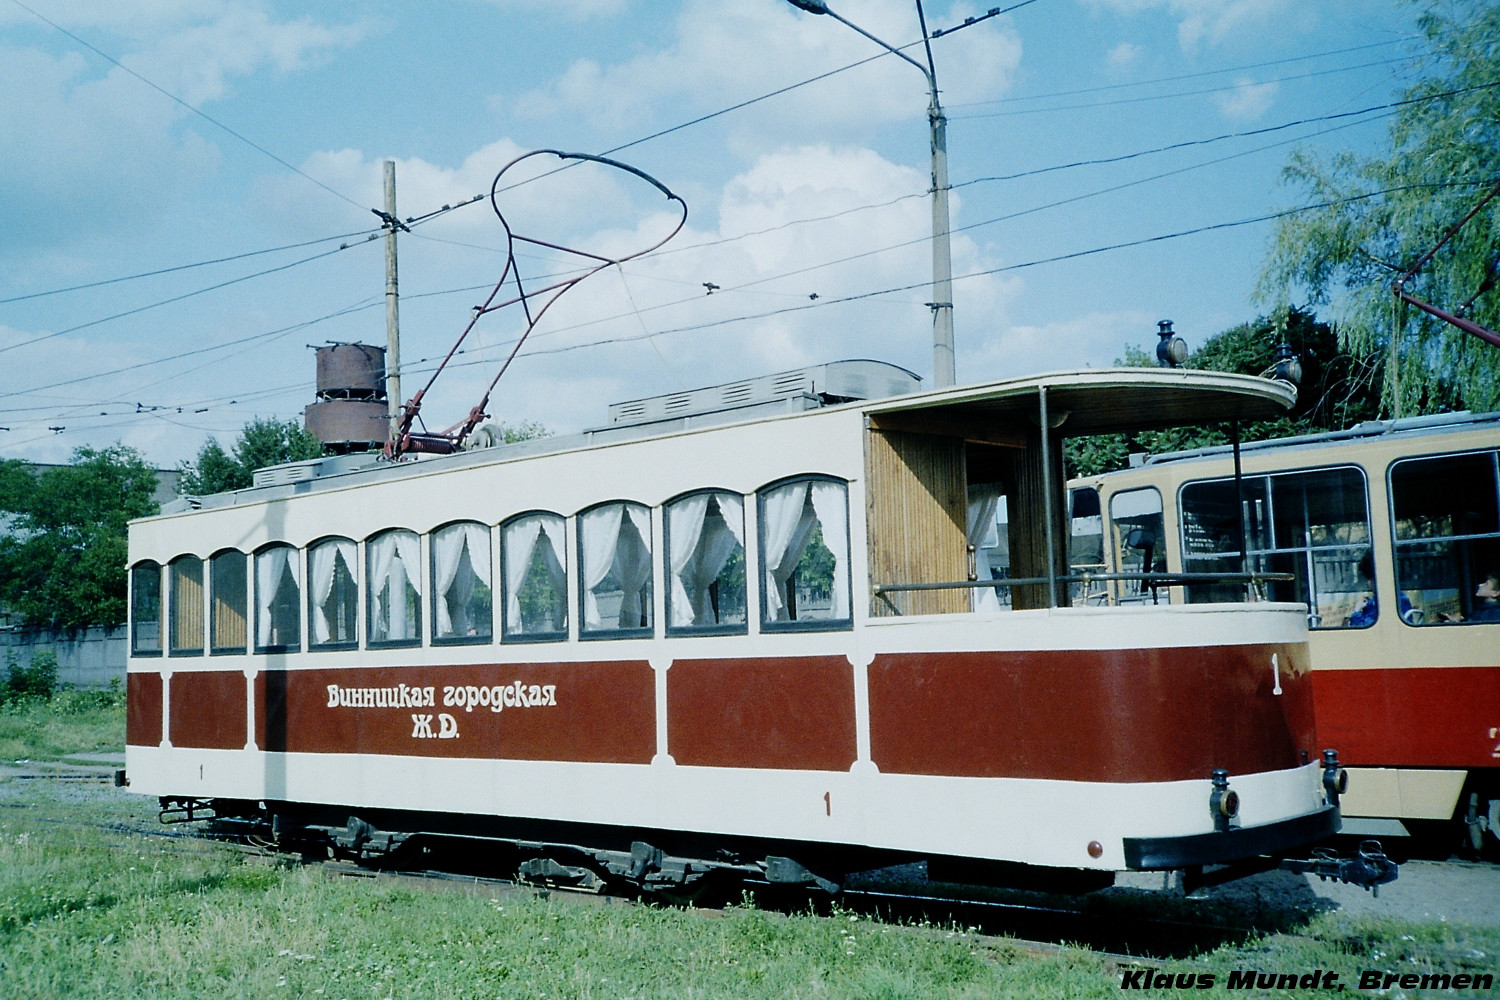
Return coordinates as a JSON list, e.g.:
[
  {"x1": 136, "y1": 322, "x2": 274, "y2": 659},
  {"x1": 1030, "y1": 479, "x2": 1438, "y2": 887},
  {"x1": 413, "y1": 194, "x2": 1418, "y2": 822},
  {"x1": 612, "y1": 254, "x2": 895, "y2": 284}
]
[
  {"x1": 1069, "y1": 411, "x2": 1500, "y2": 856},
  {"x1": 123, "y1": 362, "x2": 1364, "y2": 891}
]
